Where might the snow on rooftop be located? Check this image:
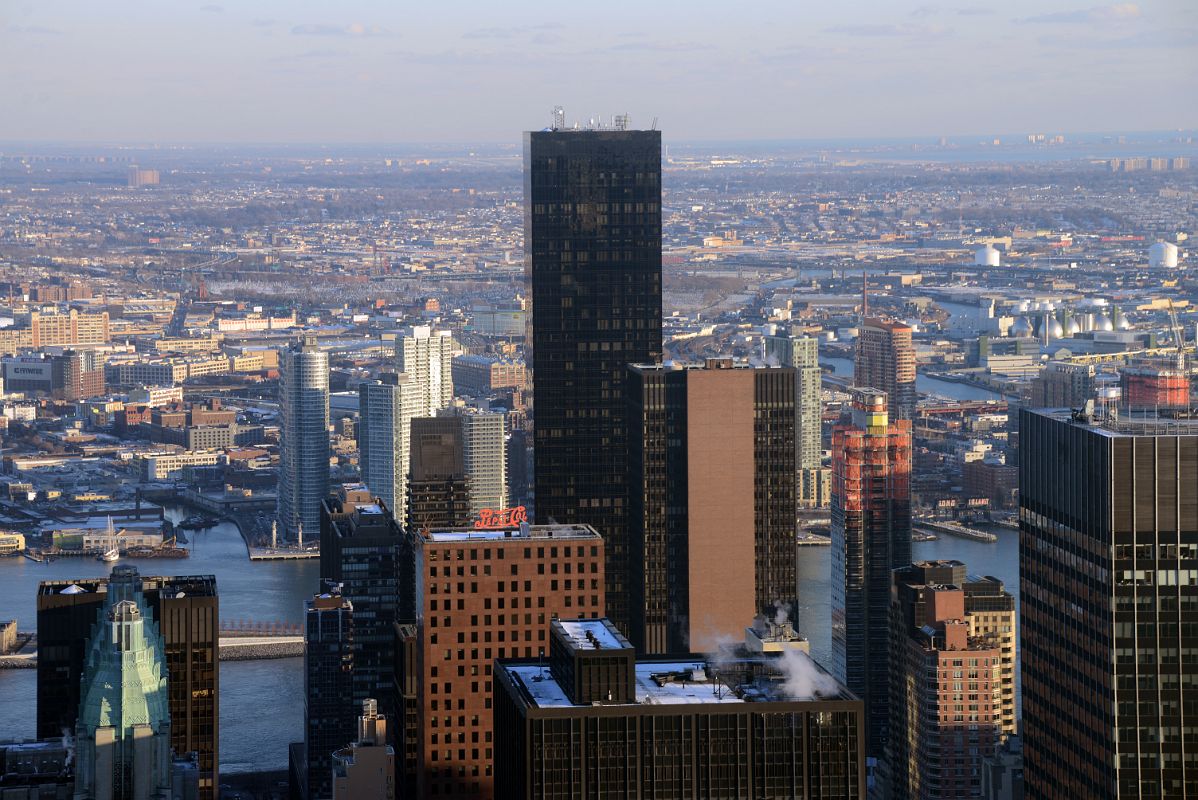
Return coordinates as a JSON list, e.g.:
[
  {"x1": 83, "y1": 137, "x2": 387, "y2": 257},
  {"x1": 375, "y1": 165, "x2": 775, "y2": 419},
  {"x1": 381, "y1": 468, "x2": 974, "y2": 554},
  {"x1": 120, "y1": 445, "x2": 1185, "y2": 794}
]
[
  {"x1": 557, "y1": 619, "x2": 626, "y2": 651},
  {"x1": 508, "y1": 662, "x2": 748, "y2": 709}
]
